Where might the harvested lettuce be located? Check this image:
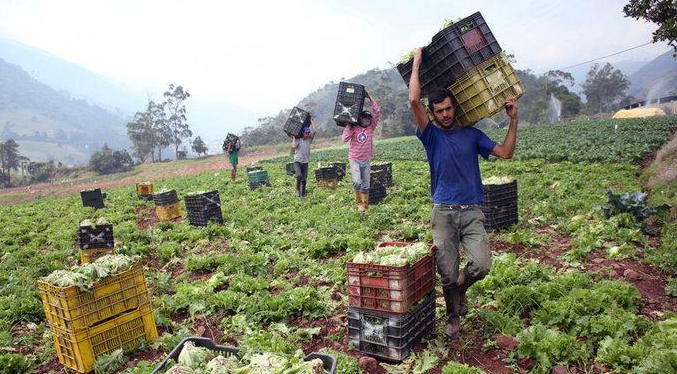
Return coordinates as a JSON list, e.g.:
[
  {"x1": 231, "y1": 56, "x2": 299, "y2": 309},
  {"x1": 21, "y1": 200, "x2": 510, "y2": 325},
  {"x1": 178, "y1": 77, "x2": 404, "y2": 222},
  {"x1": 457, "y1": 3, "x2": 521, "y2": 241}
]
[
  {"x1": 41, "y1": 254, "x2": 140, "y2": 291},
  {"x1": 351, "y1": 242, "x2": 430, "y2": 266},
  {"x1": 482, "y1": 176, "x2": 515, "y2": 185},
  {"x1": 177, "y1": 342, "x2": 216, "y2": 369}
]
